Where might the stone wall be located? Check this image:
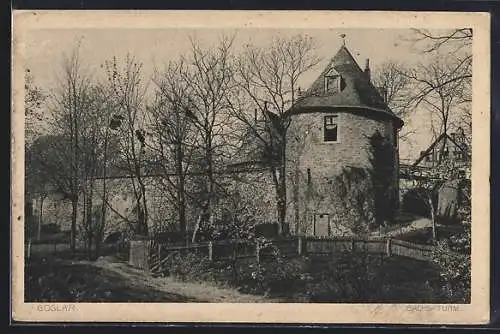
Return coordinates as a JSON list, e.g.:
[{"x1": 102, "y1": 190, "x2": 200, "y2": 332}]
[
  {"x1": 31, "y1": 170, "x2": 278, "y2": 241},
  {"x1": 31, "y1": 177, "x2": 177, "y2": 239}
]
